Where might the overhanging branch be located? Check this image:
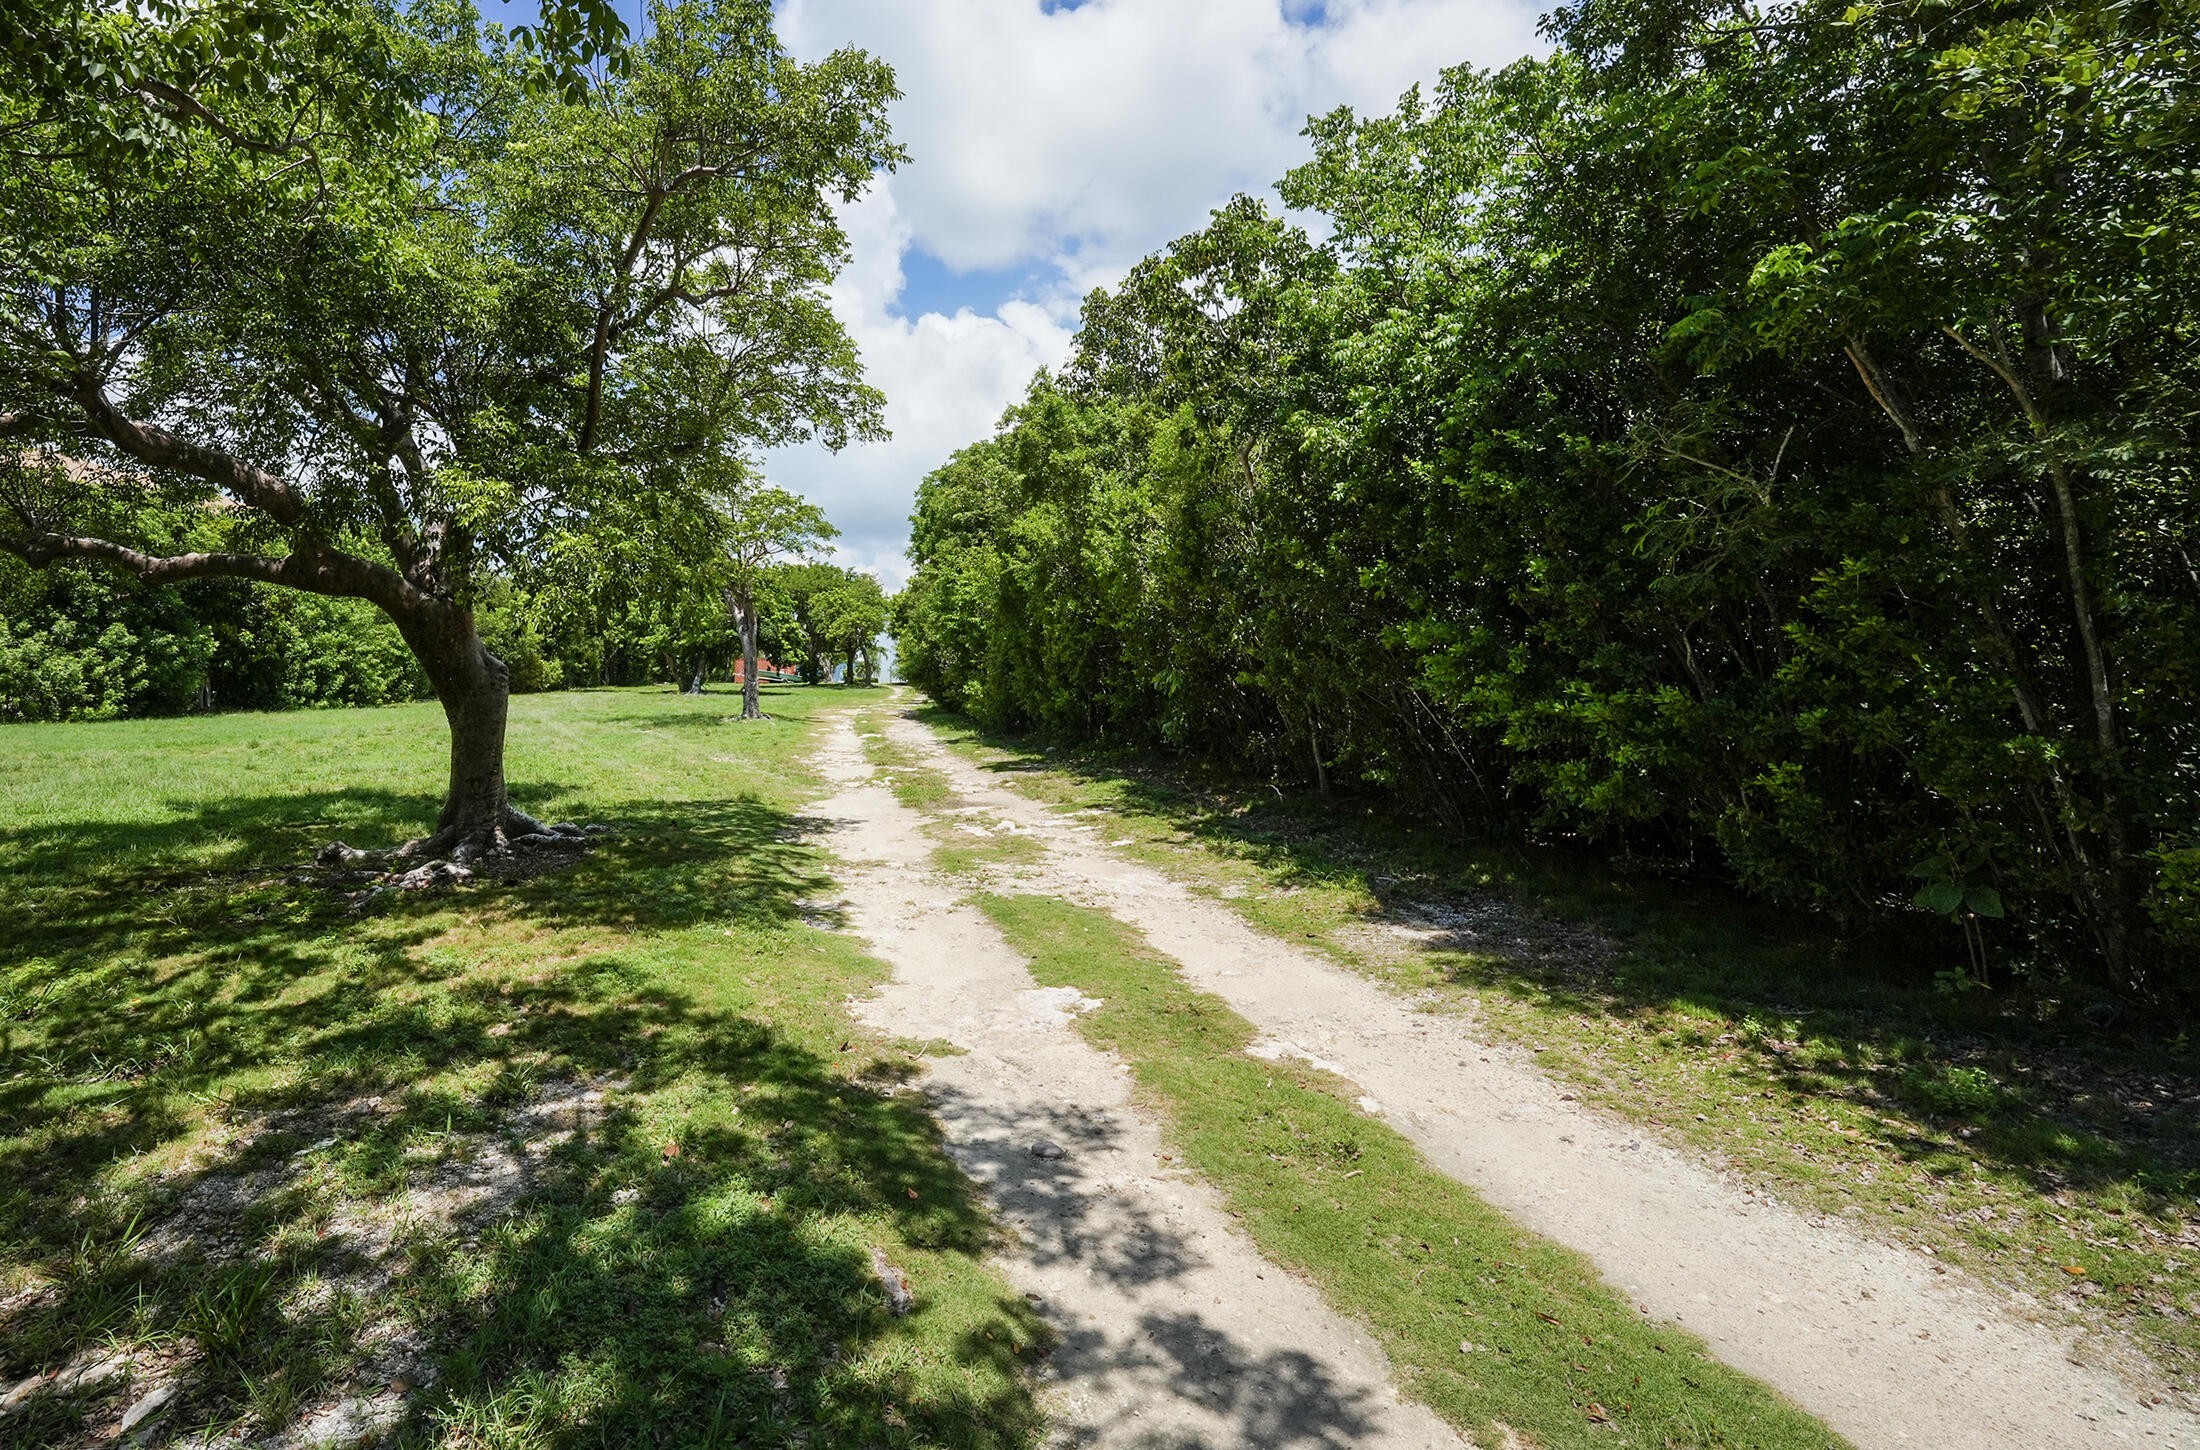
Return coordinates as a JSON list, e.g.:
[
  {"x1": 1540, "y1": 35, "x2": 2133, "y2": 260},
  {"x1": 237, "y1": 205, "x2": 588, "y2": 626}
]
[
  {"x1": 67, "y1": 379, "x2": 309, "y2": 527},
  {"x1": 3, "y1": 525, "x2": 422, "y2": 611},
  {"x1": 3, "y1": 529, "x2": 294, "y2": 587}
]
